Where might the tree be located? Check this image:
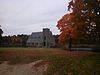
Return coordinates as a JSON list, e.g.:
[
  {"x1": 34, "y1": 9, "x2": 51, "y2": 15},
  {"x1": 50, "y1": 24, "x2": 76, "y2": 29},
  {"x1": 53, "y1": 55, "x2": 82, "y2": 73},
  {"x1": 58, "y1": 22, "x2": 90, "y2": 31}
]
[
  {"x1": 0, "y1": 25, "x2": 3, "y2": 46},
  {"x1": 57, "y1": 13, "x2": 74, "y2": 45},
  {"x1": 57, "y1": 0, "x2": 100, "y2": 45},
  {"x1": 0, "y1": 25, "x2": 3, "y2": 36}
]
